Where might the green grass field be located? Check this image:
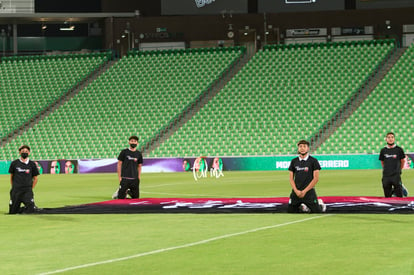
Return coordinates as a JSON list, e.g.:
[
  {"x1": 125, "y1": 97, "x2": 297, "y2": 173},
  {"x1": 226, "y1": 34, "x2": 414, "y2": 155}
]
[{"x1": 1, "y1": 170, "x2": 414, "y2": 275}]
